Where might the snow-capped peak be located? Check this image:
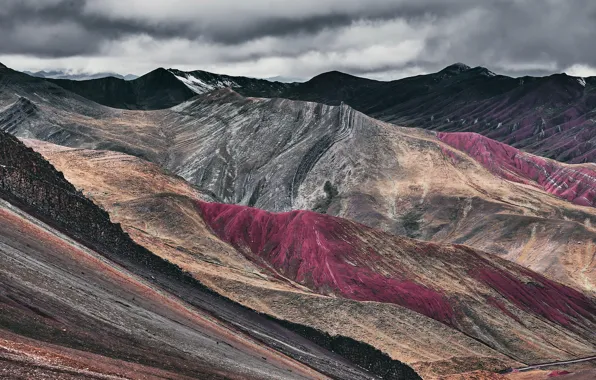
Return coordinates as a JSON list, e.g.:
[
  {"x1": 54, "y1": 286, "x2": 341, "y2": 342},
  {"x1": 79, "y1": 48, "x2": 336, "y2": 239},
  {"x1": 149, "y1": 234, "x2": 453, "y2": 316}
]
[{"x1": 169, "y1": 70, "x2": 241, "y2": 94}]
